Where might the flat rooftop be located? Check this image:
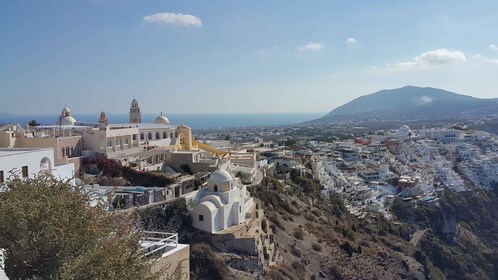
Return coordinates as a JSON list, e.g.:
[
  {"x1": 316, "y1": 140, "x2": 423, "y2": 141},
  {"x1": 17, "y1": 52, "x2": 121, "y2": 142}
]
[
  {"x1": 109, "y1": 123, "x2": 178, "y2": 130},
  {"x1": 0, "y1": 147, "x2": 53, "y2": 157}
]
